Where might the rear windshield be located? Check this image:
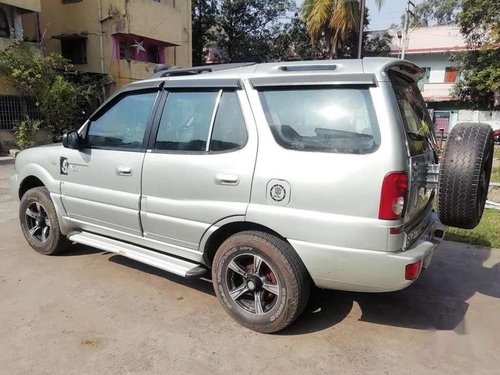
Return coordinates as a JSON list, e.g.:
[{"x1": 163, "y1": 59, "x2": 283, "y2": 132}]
[
  {"x1": 389, "y1": 71, "x2": 434, "y2": 155},
  {"x1": 258, "y1": 87, "x2": 380, "y2": 154}
]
